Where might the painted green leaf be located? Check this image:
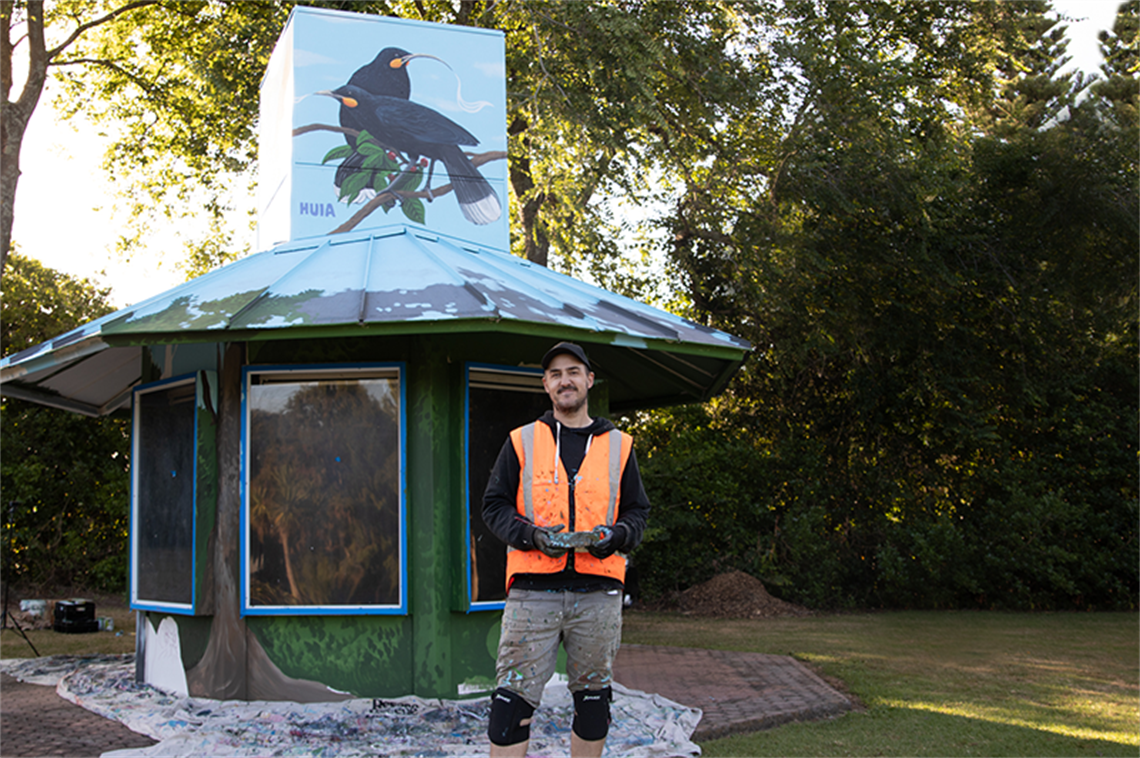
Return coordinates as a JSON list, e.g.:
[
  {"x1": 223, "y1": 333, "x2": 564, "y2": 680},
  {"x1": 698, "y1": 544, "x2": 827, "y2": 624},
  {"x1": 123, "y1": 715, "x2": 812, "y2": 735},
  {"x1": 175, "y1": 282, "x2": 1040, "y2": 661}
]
[
  {"x1": 322, "y1": 145, "x2": 352, "y2": 164},
  {"x1": 402, "y1": 197, "x2": 425, "y2": 224},
  {"x1": 362, "y1": 151, "x2": 394, "y2": 170},
  {"x1": 357, "y1": 139, "x2": 384, "y2": 157},
  {"x1": 402, "y1": 170, "x2": 423, "y2": 193},
  {"x1": 340, "y1": 171, "x2": 370, "y2": 203}
]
